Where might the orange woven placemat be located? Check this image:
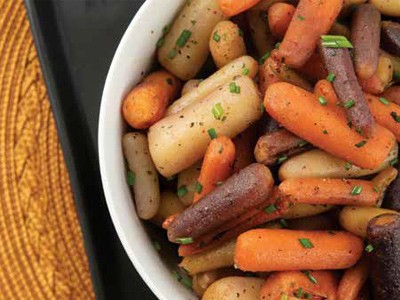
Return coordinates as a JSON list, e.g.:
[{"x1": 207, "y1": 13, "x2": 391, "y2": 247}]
[{"x1": 0, "y1": 0, "x2": 95, "y2": 299}]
